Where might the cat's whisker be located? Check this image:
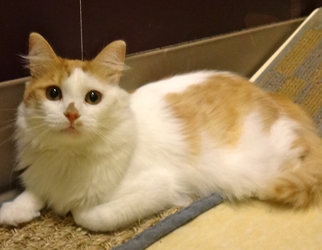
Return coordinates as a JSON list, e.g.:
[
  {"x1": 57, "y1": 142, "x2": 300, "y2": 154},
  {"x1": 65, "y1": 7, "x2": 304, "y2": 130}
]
[
  {"x1": 0, "y1": 133, "x2": 15, "y2": 147},
  {"x1": 27, "y1": 112, "x2": 46, "y2": 118},
  {"x1": 16, "y1": 123, "x2": 51, "y2": 136},
  {"x1": 0, "y1": 122, "x2": 16, "y2": 133},
  {"x1": 0, "y1": 107, "x2": 19, "y2": 110},
  {"x1": 86, "y1": 131, "x2": 96, "y2": 145},
  {"x1": 22, "y1": 127, "x2": 51, "y2": 144},
  {"x1": 93, "y1": 130, "x2": 109, "y2": 141},
  {"x1": 24, "y1": 108, "x2": 42, "y2": 112},
  {"x1": 27, "y1": 118, "x2": 46, "y2": 123},
  {"x1": 0, "y1": 120, "x2": 17, "y2": 133},
  {"x1": 24, "y1": 126, "x2": 49, "y2": 134},
  {"x1": 9, "y1": 165, "x2": 19, "y2": 188},
  {"x1": 0, "y1": 118, "x2": 16, "y2": 125},
  {"x1": 27, "y1": 110, "x2": 47, "y2": 115},
  {"x1": 23, "y1": 121, "x2": 46, "y2": 128},
  {"x1": 84, "y1": 129, "x2": 103, "y2": 143}
]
